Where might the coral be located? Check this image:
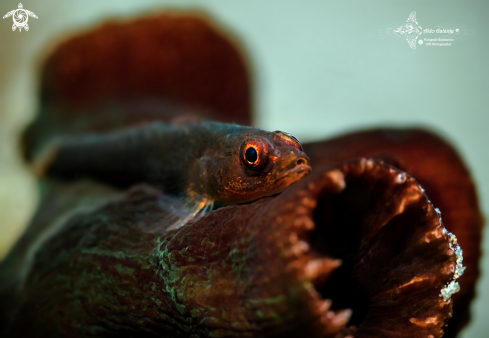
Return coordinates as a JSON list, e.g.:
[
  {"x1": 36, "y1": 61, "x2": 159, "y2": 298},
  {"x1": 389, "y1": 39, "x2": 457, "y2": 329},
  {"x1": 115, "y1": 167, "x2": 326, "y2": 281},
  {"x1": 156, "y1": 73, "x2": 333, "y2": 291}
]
[
  {"x1": 304, "y1": 129, "x2": 483, "y2": 337},
  {"x1": 1, "y1": 159, "x2": 461, "y2": 337}
]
